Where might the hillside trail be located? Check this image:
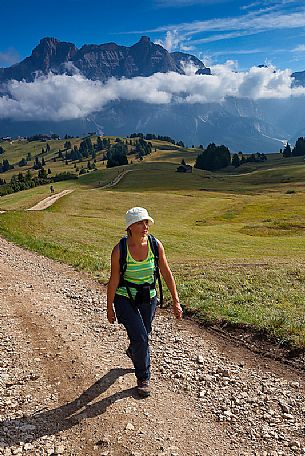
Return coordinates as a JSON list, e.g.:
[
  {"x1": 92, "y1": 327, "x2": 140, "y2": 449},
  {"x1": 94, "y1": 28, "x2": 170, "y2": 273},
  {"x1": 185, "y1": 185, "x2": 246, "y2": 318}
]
[
  {"x1": 0, "y1": 190, "x2": 74, "y2": 214},
  {"x1": 227, "y1": 165, "x2": 297, "y2": 177},
  {"x1": 99, "y1": 170, "x2": 134, "y2": 189},
  {"x1": 27, "y1": 190, "x2": 74, "y2": 211},
  {"x1": 0, "y1": 236, "x2": 304, "y2": 456}
]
